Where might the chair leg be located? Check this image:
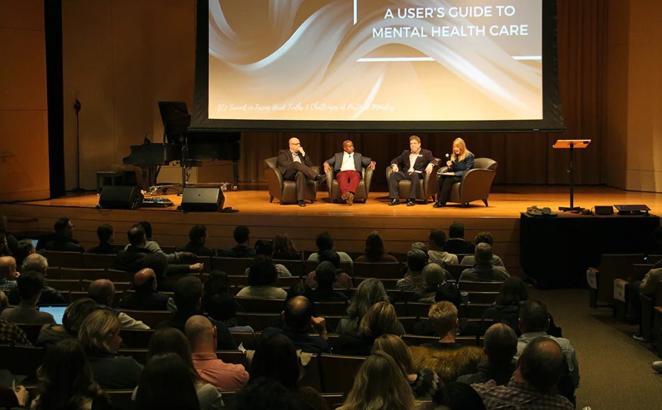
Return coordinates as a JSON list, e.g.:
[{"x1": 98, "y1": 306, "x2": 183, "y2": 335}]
[
  {"x1": 269, "y1": 195, "x2": 274, "y2": 203},
  {"x1": 483, "y1": 199, "x2": 489, "y2": 207}
]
